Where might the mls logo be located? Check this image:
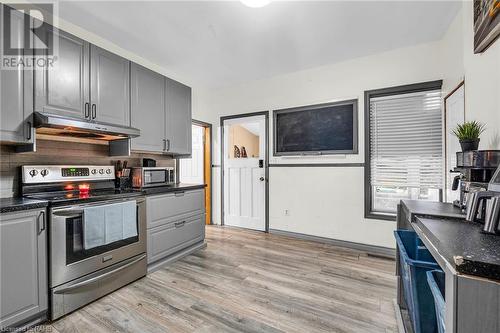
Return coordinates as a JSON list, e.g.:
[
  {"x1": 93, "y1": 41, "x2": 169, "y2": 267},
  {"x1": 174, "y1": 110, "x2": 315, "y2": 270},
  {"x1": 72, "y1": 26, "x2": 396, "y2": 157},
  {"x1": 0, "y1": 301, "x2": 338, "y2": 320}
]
[{"x1": 1, "y1": 3, "x2": 58, "y2": 69}]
